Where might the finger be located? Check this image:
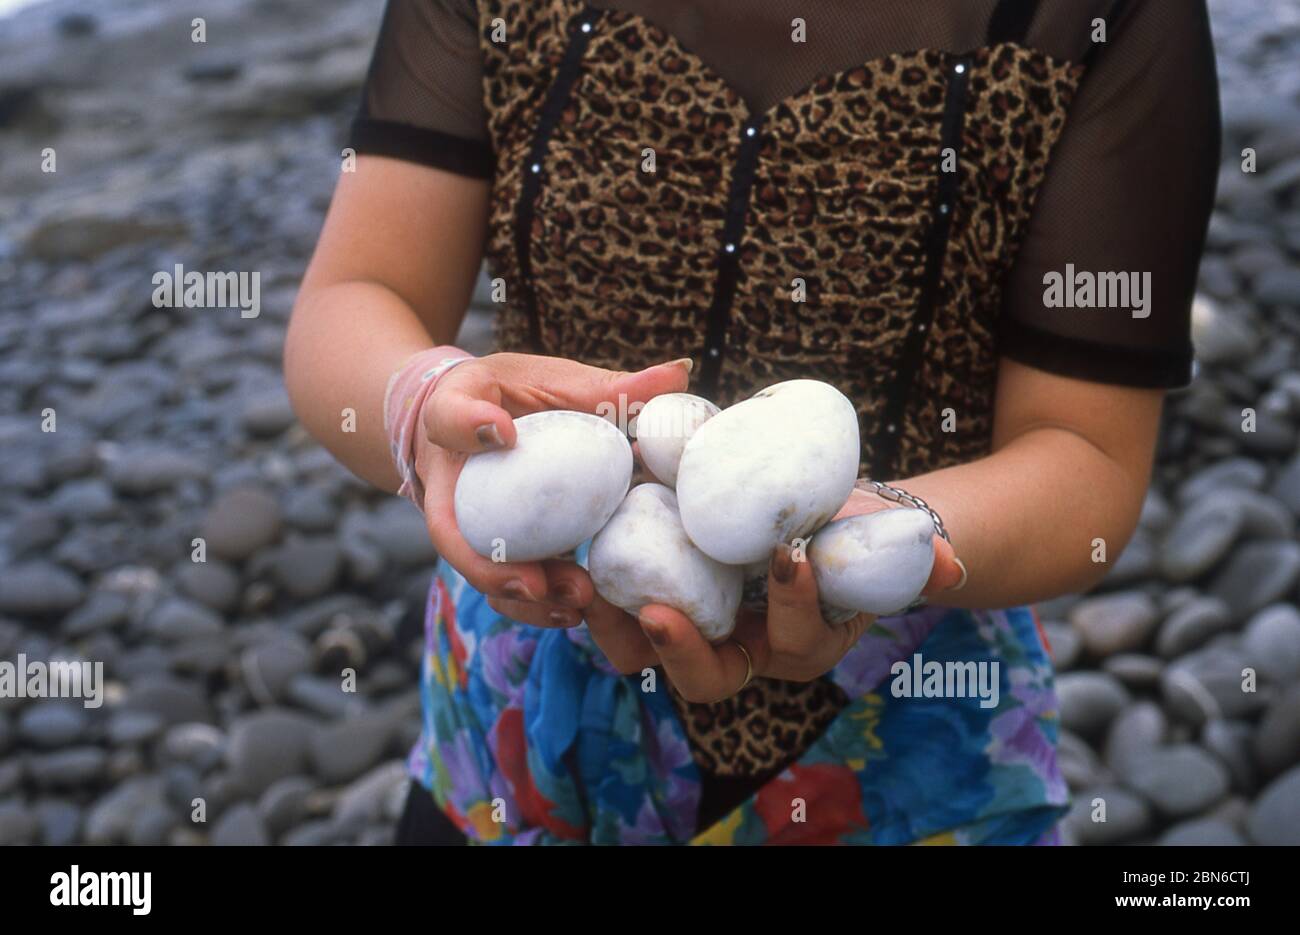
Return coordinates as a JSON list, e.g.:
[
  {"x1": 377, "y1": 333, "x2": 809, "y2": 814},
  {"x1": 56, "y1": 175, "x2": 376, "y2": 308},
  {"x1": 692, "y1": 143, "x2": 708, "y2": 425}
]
[
  {"x1": 920, "y1": 534, "x2": 964, "y2": 596},
  {"x1": 764, "y1": 542, "x2": 827, "y2": 658},
  {"x1": 541, "y1": 560, "x2": 595, "y2": 610},
  {"x1": 584, "y1": 594, "x2": 659, "y2": 675},
  {"x1": 638, "y1": 604, "x2": 748, "y2": 704},
  {"x1": 503, "y1": 354, "x2": 692, "y2": 416},
  {"x1": 422, "y1": 363, "x2": 517, "y2": 453},
  {"x1": 487, "y1": 596, "x2": 581, "y2": 629}
]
